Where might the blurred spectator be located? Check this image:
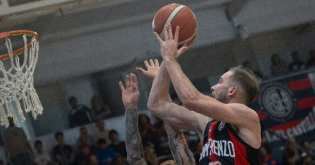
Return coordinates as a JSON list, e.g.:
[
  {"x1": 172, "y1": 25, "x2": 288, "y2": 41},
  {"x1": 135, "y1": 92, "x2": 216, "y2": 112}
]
[
  {"x1": 299, "y1": 140, "x2": 315, "y2": 162},
  {"x1": 282, "y1": 137, "x2": 300, "y2": 165},
  {"x1": 68, "y1": 96, "x2": 92, "y2": 128},
  {"x1": 183, "y1": 131, "x2": 198, "y2": 154},
  {"x1": 0, "y1": 160, "x2": 3, "y2": 165},
  {"x1": 74, "y1": 143, "x2": 91, "y2": 165},
  {"x1": 306, "y1": 49, "x2": 315, "y2": 68},
  {"x1": 88, "y1": 155, "x2": 99, "y2": 165},
  {"x1": 94, "y1": 139, "x2": 115, "y2": 165},
  {"x1": 143, "y1": 141, "x2": 158, "y2": 165},
  {"x1": 261, "y1": 126, "x2": 273, "y2": 155},
  {"x1": 90, "y1": 96, "x2": 112, "y2": 122},
  {"x1": 109, "y1": 154, "x2": 128, "y2": 165},
  {"x1": 76, "y1": 127, "x2": 96, "y2": 151},
  {"x1": 259, "y1": 144, "x2": 282, "y2": 165},
  {"x1": 153, "y1": 120, "x2": 171, "y2": 156},
  {"x1": 270, "y1": 53, "x2": 289, "y2": 77},
  {"x1": 242, "y1": 60, "x2": 263, "y2": 79},
  {"x1": 2, "y1": 117, "x2": 34, "y2": 165},
  {"x1": 194, "y1": 141, "x2": 202, "y2": 165},
  {"x1": 138, "y1": 114, "x2": 160, "y2": 153},
  {"x1": 33, "y1": 140, "x2": 52, "y2": 165},
  {"x1": 300, "y1": 152, "x2": 315, "y2": 165},
  {"x1": 94, "y1": 120, "x2": 110, "y2": 144},
  {"x1": 52, "y1": 131, "x2": 75, "y2": 165},
  {"x1": 157, "y1": 154, "x2": 174, "y2": 165},
  {"x1": 157, "y1": 136, "x2": 171, "y2": 157},
  {"x1": 289, "y1": 51, "x2": 306, "y2": 72},
  {"x1": 154, "y1": 118, "x2": 165, "y2": 136},
  {"x1": 108, "y1": 130, "x2": 127, "y2": 158}
]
